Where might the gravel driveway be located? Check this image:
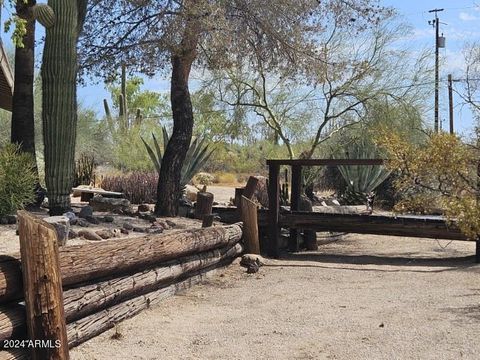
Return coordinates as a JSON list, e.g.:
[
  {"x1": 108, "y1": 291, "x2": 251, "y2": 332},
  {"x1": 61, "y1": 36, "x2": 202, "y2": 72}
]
[{"x1": 72, "y1": 234, "x2": 480, "y2": 360}]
